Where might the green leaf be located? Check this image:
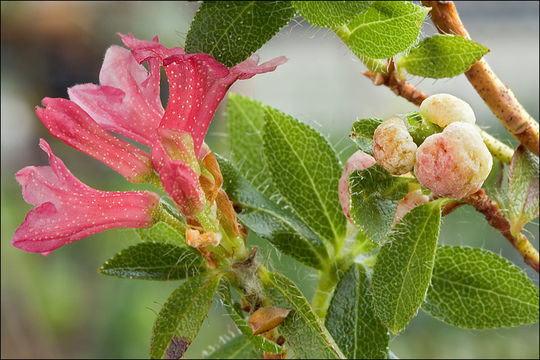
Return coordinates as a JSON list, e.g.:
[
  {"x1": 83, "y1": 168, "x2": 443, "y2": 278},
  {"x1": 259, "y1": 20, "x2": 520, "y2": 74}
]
[
  {"x1": 423, "y1": 246, "x2": 540, "y2": 329},
  {"x1": 345, "y1": 1, "x2": 429, "y2": 59},
  {"x1": 350, "y1": 117, "x2": 383, "y2": 154},
  {"x1": 405, "y1": 112, "x2": 442, "y2": 146},
  {"x1": 325, "y1": 264, "x2": 389, "y2": 359},
  {"x1": 292, "y1": 1, "x2": 371, "y2": 27},
  {"x1": 227, "y1": 93, "x2": 277, "y2": 197},
  {"x1": 150, "y1": 272, "x2": 221, "y2": 359},
  {"x1": 349, "y1": 165, "x2": 410, "y2": 245},
  {"x1": 508, "y1": 145, "x2": 539, "y2": 234},
  {"x1": 372, "y1": 200, "x2": 444, "y2": 334},
  {"x1": 261, "y1": 270, "x2": 345, "y2": 359},
  {"x1": 98, "y1": 242, "x2": 205, "y2": 281},
  {"x1": 399, "y1": 34, "x2": 489, "y2": 78},
  {"x1": 206, "y1": 335, "x2": 261, "y2": 359},
  {"x1": 218, "y1": 284, "x2": 284, "y2": 354},
  {"x1": 264, "y1": 106, "x2": 346, "y2": 245},
  {"x1": 136, "y1": 221, "x2": 185, "y2": 245},
  {"x1": 185, "y1": 1, "x2": 296, "y2": 67},
  {"x1": 217, "y1": 154, "x2": 329, "y2": 269}
]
